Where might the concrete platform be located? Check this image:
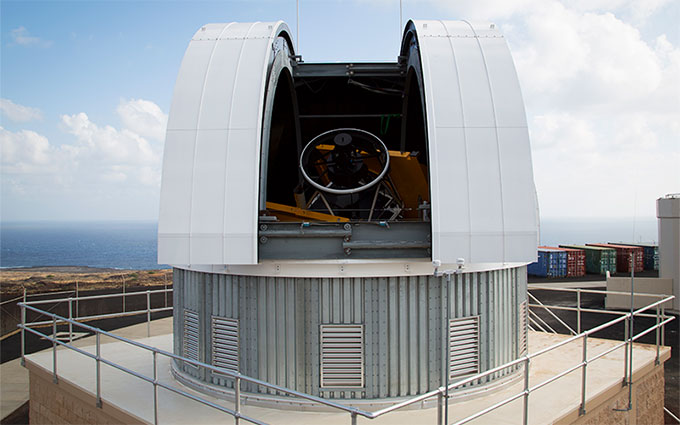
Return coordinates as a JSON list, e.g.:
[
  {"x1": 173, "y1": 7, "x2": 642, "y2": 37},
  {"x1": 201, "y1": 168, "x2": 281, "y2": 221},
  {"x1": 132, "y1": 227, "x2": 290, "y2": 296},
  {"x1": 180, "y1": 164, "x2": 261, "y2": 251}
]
[
  {"x1": 22, "y1": 318, "x2": 670, "y2": 424},
  {"x1": 1, "y1": 357, "x2": 28, "y2": 420},
  {"x1": 528, "y1": 281, "x2": 607, "y2": 289},
  {"x1": 0, "y1": 317, "x2": 172, "y2": 422}
]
